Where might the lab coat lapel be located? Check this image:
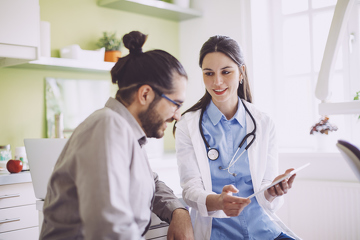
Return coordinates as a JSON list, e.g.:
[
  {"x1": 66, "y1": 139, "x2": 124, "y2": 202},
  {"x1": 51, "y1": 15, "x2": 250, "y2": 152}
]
[{"x1": 186, "y1": 110, "x2": 213, "y2": 192}]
